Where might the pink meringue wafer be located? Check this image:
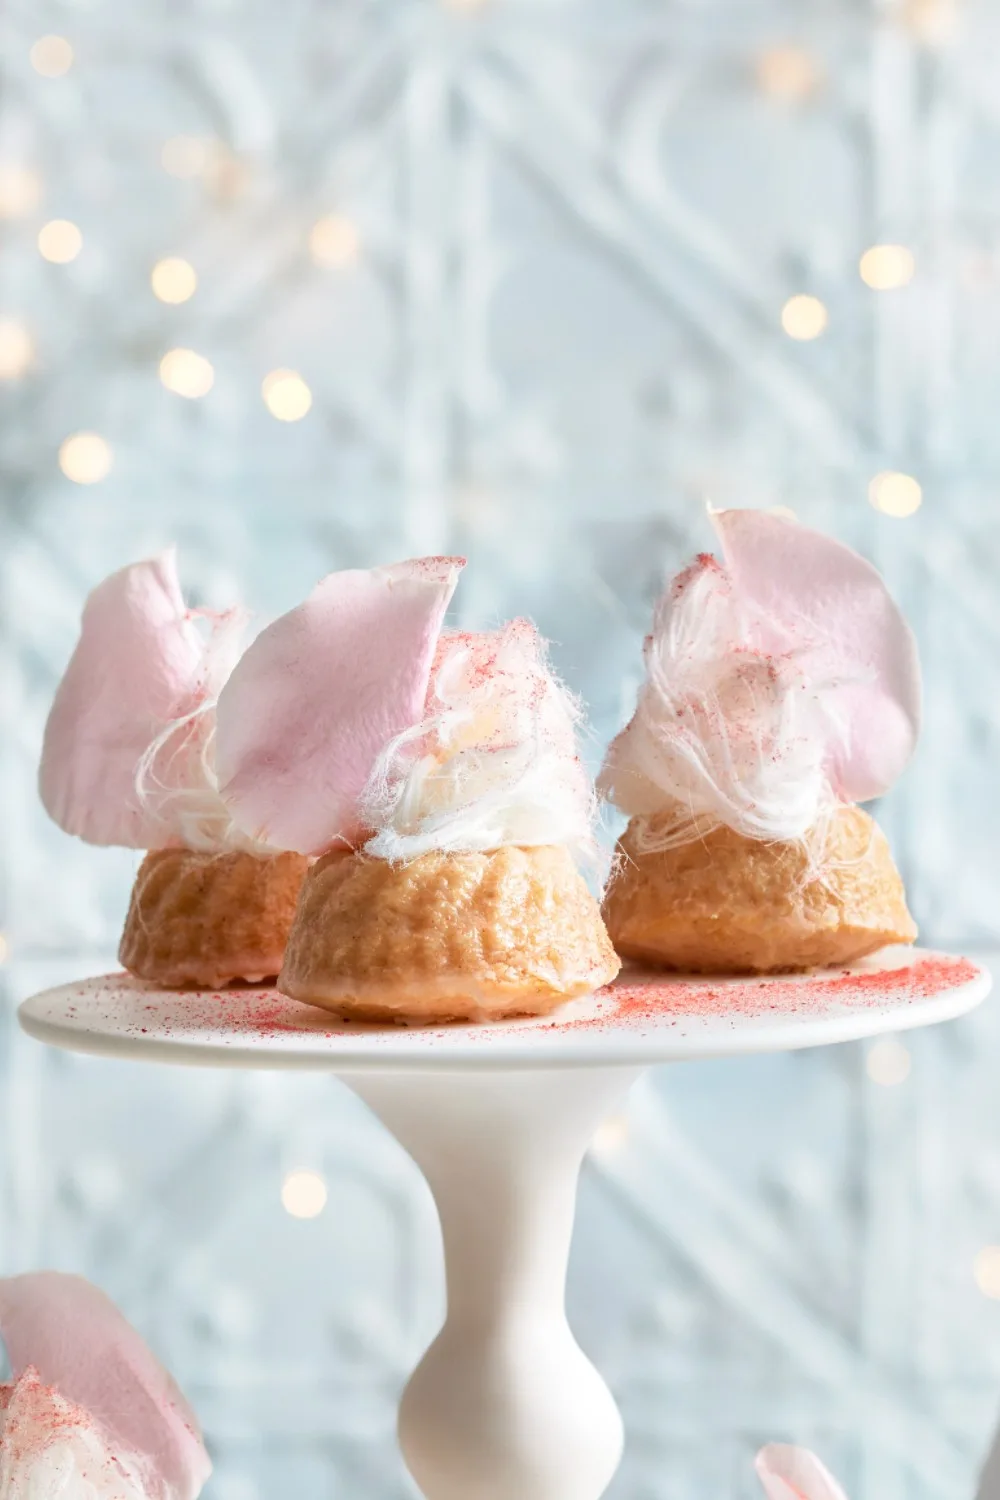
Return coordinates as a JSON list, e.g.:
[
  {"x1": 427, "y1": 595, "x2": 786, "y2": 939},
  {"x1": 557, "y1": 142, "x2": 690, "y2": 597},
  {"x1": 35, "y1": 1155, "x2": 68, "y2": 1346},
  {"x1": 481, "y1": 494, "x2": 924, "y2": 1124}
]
[
  {"x1": 39, "y1": 550, "x2": 240, "y2": 851},
  {"x1": 712, "y1": 506, "x2": 921, "y2": 804},
  {"x1": 215, "y1": 556, "x2": 465, "y2": 855},
  {"x1": 0, "y1": 1272, "x2": 211, "y2": 1500}
]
